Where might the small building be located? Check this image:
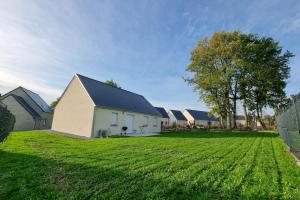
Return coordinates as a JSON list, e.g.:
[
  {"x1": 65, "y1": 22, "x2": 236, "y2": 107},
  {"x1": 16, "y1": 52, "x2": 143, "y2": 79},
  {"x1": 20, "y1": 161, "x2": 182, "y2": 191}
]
[
  {"x1": 52, "y1": 74, "x2": 162, "y2": 137},
  {"x1": 168, "y1": 110, "x2": 187, "y2": 126},
  {"x1": 155, "y1": 107, "x2": 170, "y2": 127},
  {"x1": 0, "y1": 87, "x2": 53, "y2": 131},
  {"x1": 236, "y1": 115, "x2": 246, "y2": 127},
  {"x1": 183, "y1": 109, "x2": 219, "y2": 127}
]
